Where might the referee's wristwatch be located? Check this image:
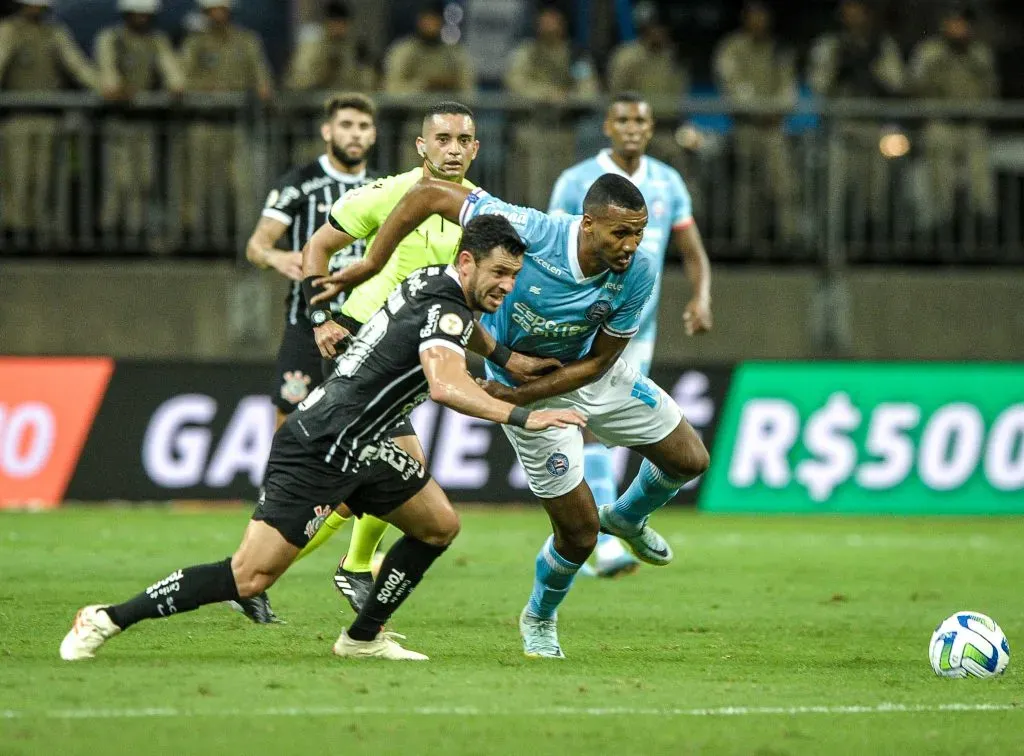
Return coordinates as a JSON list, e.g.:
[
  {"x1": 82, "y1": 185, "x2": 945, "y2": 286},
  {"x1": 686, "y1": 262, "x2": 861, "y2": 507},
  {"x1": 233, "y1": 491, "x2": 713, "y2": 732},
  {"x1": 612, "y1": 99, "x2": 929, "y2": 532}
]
[{"x1": 310, "y1": 309, "x2": 331, "y2": 327}]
